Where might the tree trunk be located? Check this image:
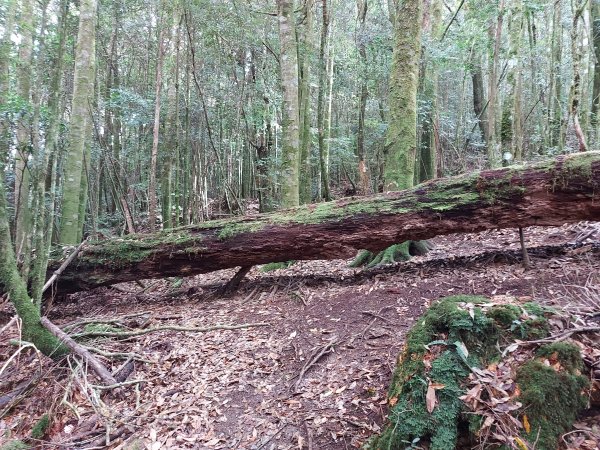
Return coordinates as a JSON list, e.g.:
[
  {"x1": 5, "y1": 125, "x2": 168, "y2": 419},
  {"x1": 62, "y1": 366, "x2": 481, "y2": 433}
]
[
  {"x1": 0, "y1": 169, "x2": 65, "y2": 356},
  {"x1": 298, "y1": 0, "x2": 314, "y2": 204},
  {"x1": 487, "y1": 0, "x2": 505, "y2": 168},
  {"x1": 14, "y1": 0, "x2": 34, "y2": 263},
  {"x1": 356, "y1": 0, "x2": 370, "y2": 195},
  {"x1": 149, "y1": 20, "x2": 167, "y2": 232},
  {"x1": 277, "y1": 0, "x2": 301, "y2": 208},
  {"x1": 317, "y1": 0, "x2": 332, "y2": 201},
  {"x1": 592, "y1": 0, "x2": 600, "y2": 137},
  {"x1": 59, "y1": 0, "x2": 98, "y2": 244},
  {"x1": 569, "y1": 0, "x2": 588, "y2": 152},
  {"x1": 384, "y1": 0, "x2": 423, "y2": 191},
  {"x1": 0, "y1": 0, "x2": 17, "y2": 169},
  {"x1": 46, "y1": 152, "x2": 600, "y2": 294}
]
